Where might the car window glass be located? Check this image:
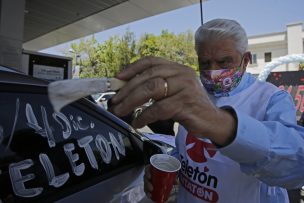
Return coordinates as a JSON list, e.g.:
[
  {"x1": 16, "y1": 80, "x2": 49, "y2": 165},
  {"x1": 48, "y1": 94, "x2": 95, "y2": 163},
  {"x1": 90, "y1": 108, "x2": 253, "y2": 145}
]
[{"x1": 0, "y1": 92, "x2": 141, "y2": 202}]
